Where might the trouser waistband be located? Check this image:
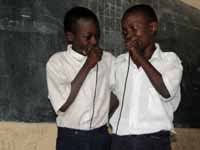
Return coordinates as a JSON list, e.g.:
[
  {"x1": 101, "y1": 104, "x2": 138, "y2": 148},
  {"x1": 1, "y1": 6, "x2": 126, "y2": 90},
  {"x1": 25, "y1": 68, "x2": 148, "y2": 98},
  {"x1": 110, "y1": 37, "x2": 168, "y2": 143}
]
[
  {"x1": 131, "y1": 130, "x2": 170, "y2": 138},
  {"x1": 113, "y1": 130, "x2": 170, "y2": 138},
  {"x1": 57, "y1": 125, "x2": 108, "y2": 136}
]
